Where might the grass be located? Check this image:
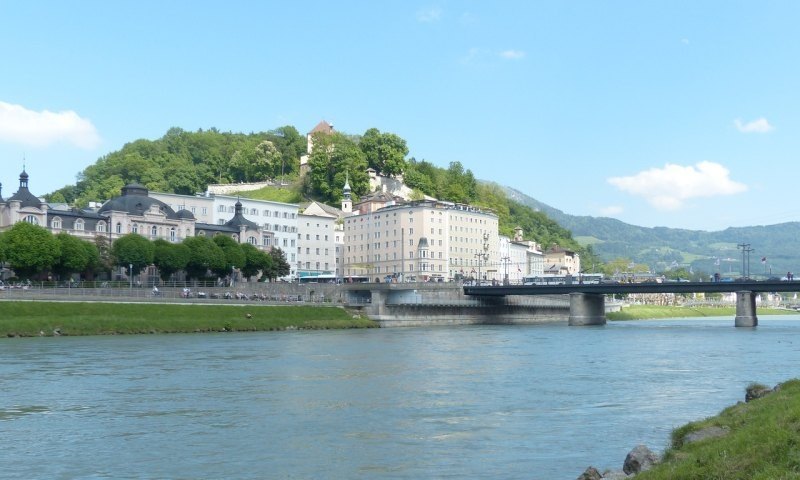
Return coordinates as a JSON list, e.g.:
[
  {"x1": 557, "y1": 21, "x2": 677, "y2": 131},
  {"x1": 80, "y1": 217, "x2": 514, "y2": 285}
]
[
  {"x1": 608, "y1": 304, "x2": 797, "y2": 321},
  {"x1": 0, "y1": 301, "x2": 376, "y2": 337},
  {"x1": 237, "y1": 185, "x2": 303, "y2": 204},
  {"x1": 636, "y1": 379, "x2": 800, "y2": 480}
]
